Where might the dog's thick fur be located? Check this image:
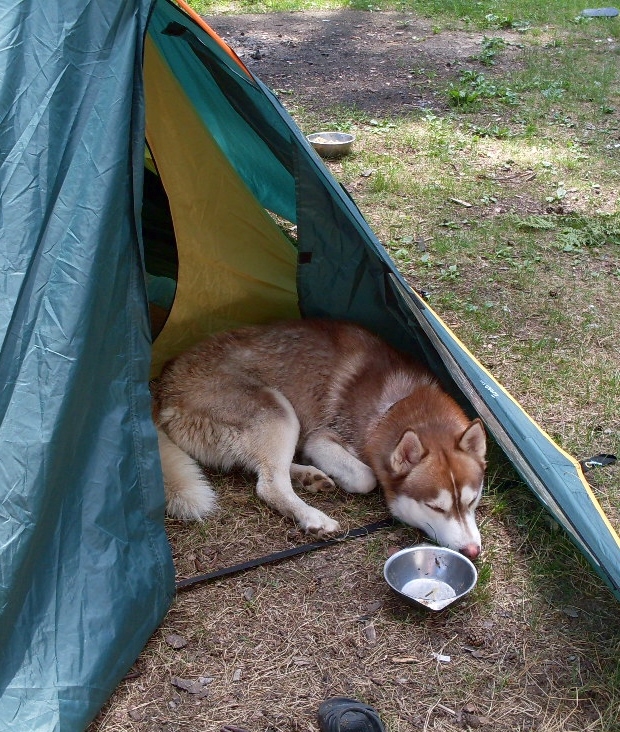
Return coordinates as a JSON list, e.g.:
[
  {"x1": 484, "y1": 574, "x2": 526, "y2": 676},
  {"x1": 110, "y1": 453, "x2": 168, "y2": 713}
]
[{"x1": 152, "y1": 319, "x2": 486, "y2": 558}]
